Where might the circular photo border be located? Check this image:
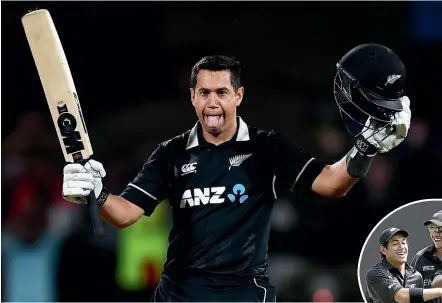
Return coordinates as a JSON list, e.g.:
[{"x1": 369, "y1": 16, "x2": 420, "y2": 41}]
[{"x1": 358, "y1": 198, "x2": 442, "y2": 302}]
